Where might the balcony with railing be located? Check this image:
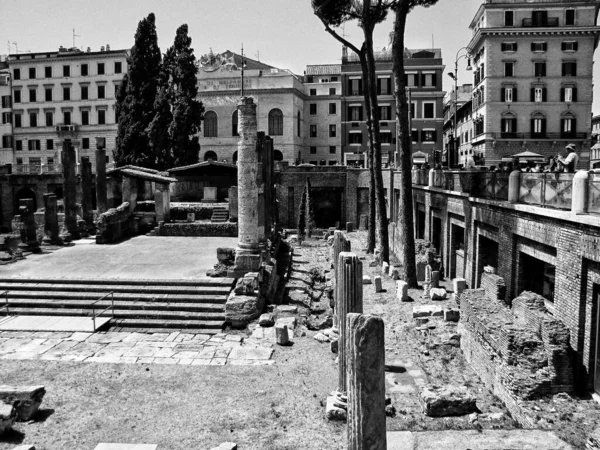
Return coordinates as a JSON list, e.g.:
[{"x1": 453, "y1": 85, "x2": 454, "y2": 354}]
[
  {"x1": 494, "y1": 132, "x2": 588, "y2": 140},
  {"x1": 522, "y1": 17, "x2": 559, "y2": 27}
]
